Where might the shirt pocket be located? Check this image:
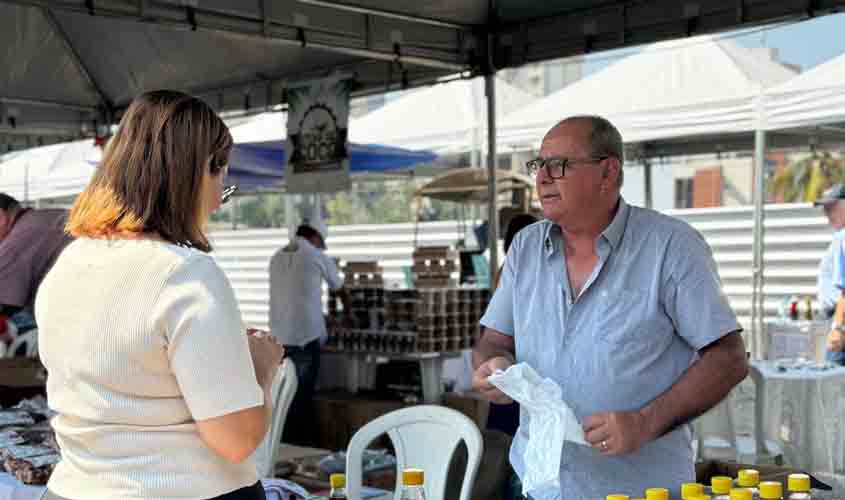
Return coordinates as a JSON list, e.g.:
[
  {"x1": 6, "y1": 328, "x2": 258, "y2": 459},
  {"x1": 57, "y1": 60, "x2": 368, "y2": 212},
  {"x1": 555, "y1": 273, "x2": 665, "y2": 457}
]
[{"x1": 595, "y1": 288, "x2": 650, "y2": 346}]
